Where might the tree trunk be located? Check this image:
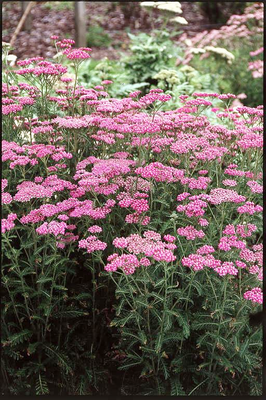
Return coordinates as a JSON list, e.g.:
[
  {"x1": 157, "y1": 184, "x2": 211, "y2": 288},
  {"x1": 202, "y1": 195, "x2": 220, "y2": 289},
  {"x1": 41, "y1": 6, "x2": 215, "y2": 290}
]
[
  {"x1": 10, "y1": 1, "x2": 34, "y2": 47},
  {"x1": 75, "y1": 2, "x2": 87, "y2": 47},
  {"x1": 21, "y1": 1, "x2": 32, "y2": 32}
]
